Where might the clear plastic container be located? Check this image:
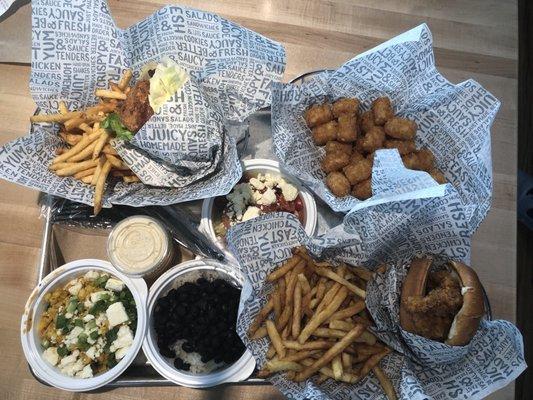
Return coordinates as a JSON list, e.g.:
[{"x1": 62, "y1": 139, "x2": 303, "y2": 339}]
[{"x1": 107, "y1": 215, "x2": 176, "y2": 280}]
